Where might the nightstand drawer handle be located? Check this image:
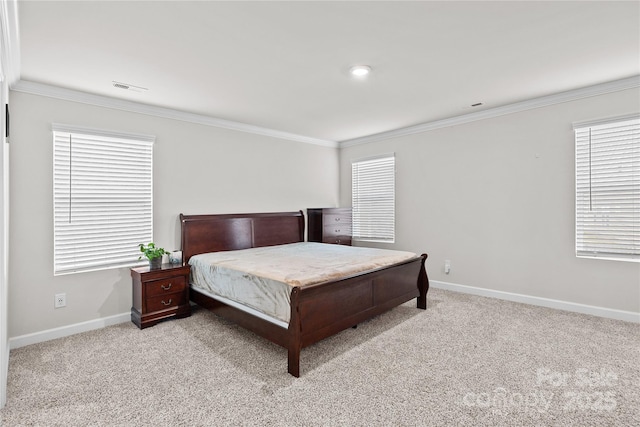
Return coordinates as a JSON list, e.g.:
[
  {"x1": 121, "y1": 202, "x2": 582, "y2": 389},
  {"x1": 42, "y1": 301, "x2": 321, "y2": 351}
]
[
  {"x1": 161, "y1": 283, "x2": 172, "y2": 291},
  {"x1": 161, "y1": 299, "x2": 172, "y2": 306}
]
